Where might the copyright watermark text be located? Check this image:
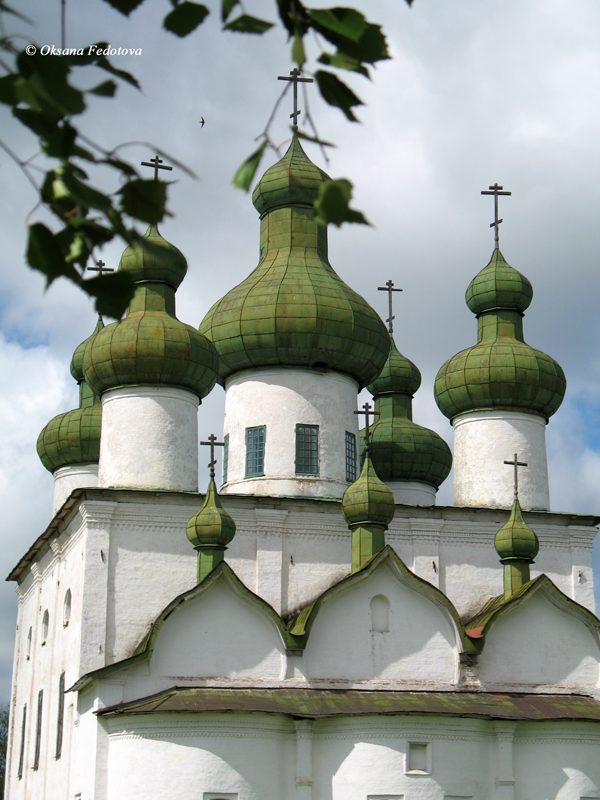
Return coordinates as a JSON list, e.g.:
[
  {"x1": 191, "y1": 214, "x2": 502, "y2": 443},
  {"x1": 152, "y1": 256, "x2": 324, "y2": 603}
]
[{"x1": 26, "y1": 44, "x2": 142, "y2": 56}]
